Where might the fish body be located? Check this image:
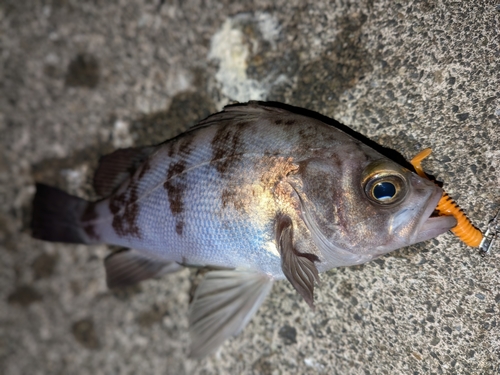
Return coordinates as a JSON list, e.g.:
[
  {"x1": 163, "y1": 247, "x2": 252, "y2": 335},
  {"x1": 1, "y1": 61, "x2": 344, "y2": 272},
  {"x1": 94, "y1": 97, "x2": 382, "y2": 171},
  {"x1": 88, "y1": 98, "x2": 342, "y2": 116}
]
[{"x1": 32, "y1": 102, "x2": 456, "y2": 356}]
